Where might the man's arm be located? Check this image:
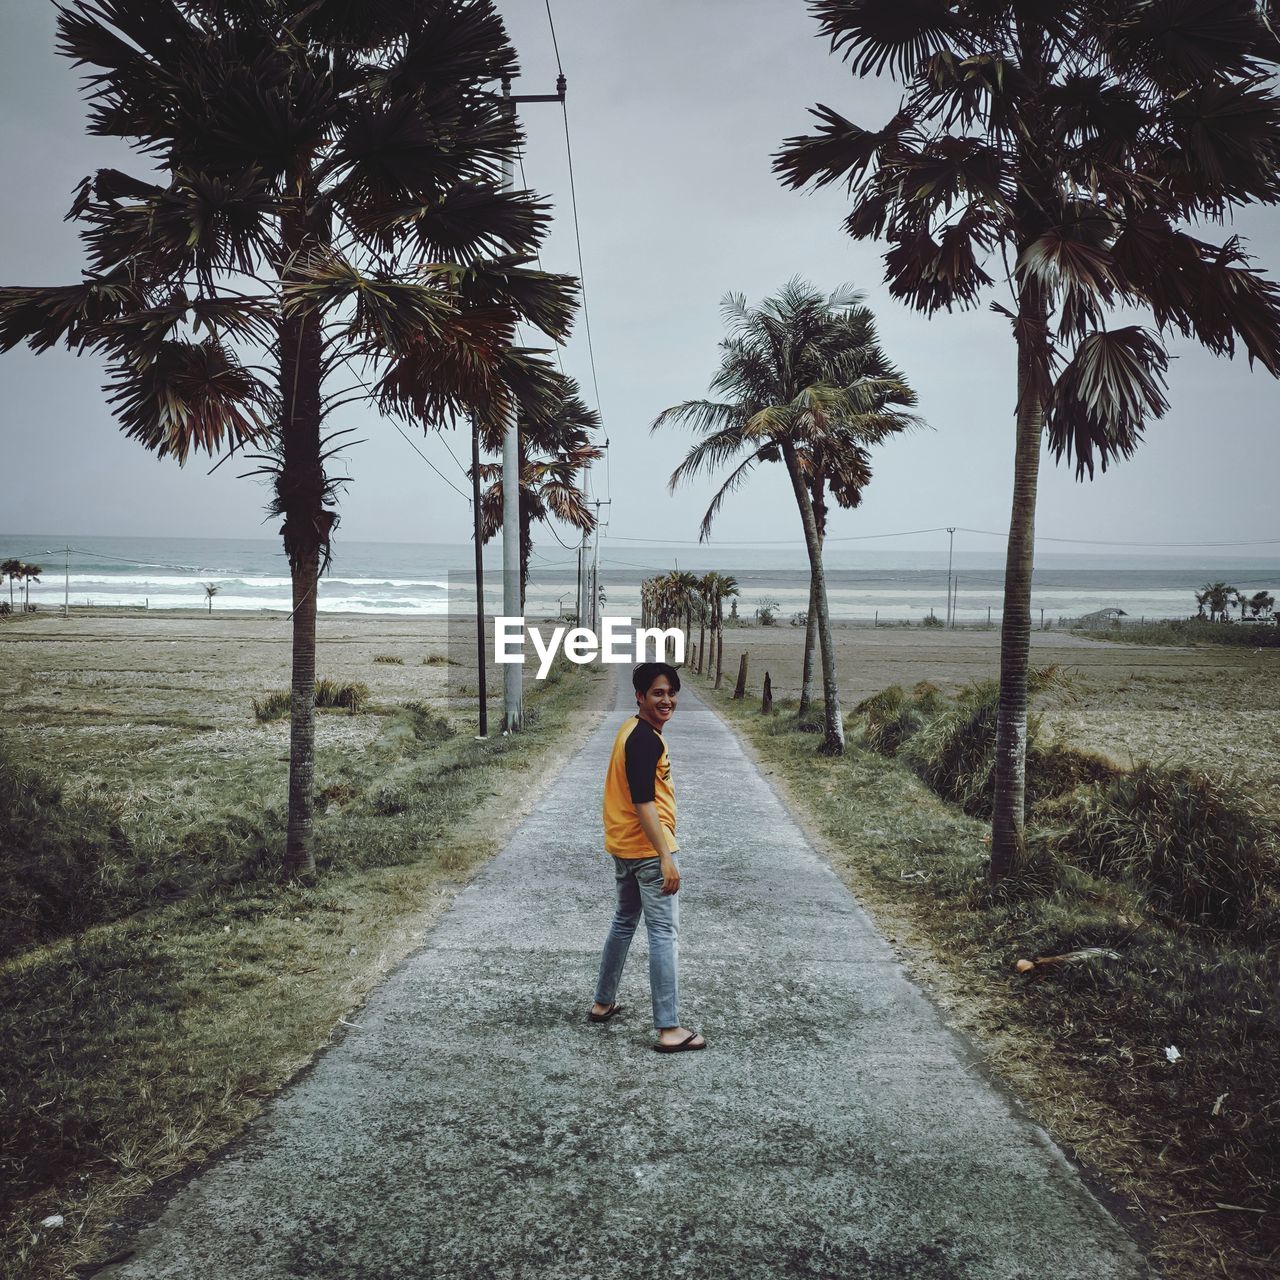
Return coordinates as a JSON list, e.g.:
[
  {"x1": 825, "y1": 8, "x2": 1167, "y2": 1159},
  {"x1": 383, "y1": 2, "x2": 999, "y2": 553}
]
[{"x1": 633, "y1": 801, "x2": 679, "y2": 895}]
